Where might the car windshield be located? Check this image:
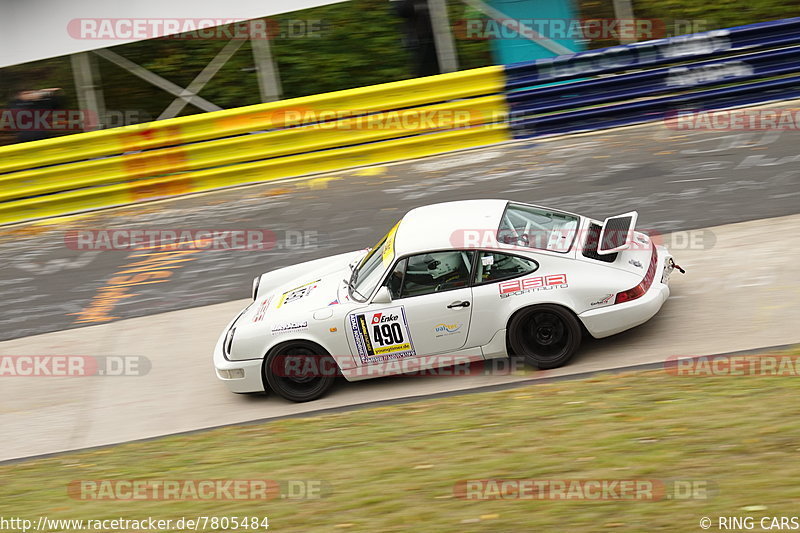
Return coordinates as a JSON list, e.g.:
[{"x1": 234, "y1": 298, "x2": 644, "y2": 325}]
[
  {"x1": 350, "y1": 222, "x2": 399, "y2": 302},
  {"x1": 497, "y1": 203, "x2": 579, "y2": 253}
]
